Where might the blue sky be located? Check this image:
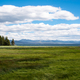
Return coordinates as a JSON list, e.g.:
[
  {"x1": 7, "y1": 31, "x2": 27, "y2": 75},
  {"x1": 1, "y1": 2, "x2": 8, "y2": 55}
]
[{"x1": 0, "y1": 0, "x2": 80, "y2": 41}]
